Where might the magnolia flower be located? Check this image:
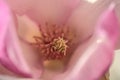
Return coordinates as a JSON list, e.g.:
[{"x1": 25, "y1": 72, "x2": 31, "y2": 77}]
[{"x1": 0, "y1": 0, "x2": 119, "y2": 80}]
